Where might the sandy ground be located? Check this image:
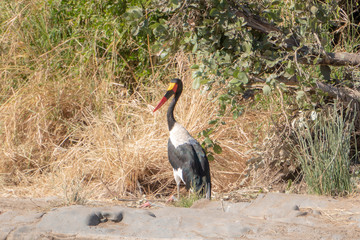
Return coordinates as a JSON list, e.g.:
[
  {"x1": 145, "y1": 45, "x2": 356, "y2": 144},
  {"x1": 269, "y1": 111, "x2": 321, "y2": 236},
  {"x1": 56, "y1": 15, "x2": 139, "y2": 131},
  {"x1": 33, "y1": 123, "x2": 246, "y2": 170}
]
[{"x1": 1, "y1": 192, "x2": 360, "y2": 239}]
